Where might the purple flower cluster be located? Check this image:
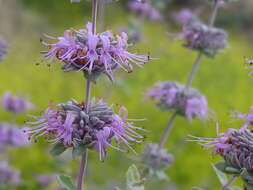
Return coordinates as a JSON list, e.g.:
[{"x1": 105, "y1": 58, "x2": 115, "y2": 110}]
[
  {"x1": 127, "y1": 0, "x2": 162, "y2": 21},
  {"x1": 172, "y1": 9, "x2": 200, "y2": 26},
  {"x1": 193, "y1": 127, "x2": 253, "y2": 171},
  {"x1": 0, "y1": 123, "x2": 29, "y2": 152},
  {"x1": 141, "y1": 143, "x2": 174, "y2": 175},
  {"x1": 2, "y1": 91, "x2": 34, "y2": 114},
  {"x1": 178, "y1": 22, "x2": 228, "y2": 57},
  {"x1": 41, "y1": 23, "x2": 149, "y2": 79},
  {"x1": 0, "y1": 162, "x2": 21, "y2": 185},
  {"x1": 26, "y1": 99, "x2": 144, "y2": 161},
  {"x1": 0, "y1": 36, "x2": 8, "y2": 61},
  {"x1": 147, "y1": 81, "x2": 209, "y2": 121}
]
